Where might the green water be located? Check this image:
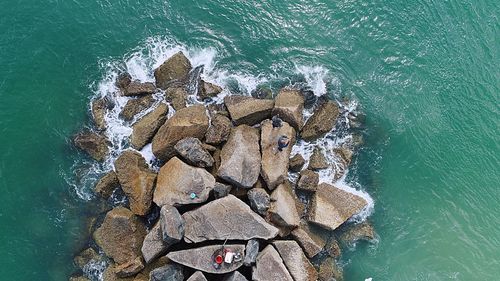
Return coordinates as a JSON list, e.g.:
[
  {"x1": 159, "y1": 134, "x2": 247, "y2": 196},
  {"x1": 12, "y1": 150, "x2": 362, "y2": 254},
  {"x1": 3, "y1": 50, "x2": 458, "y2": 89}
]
[{"x1": 0, "y1": 0, "x2": 498, "y2": 280}]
